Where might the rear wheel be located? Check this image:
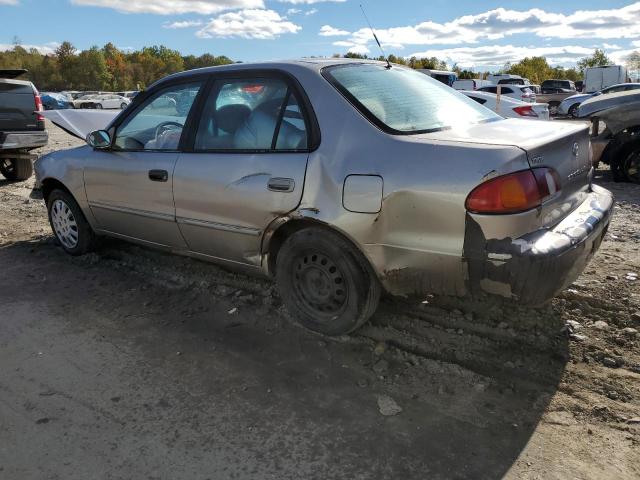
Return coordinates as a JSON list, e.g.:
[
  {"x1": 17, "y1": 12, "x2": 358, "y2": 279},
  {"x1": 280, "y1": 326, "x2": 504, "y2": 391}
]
[
  {"x1": 548, "y1": 101, "x2": 560, "y2": 116},
  {"x1": 47, "y1": 189, "x2": 96, "y2": 255},
  {"x1": 568, "y1": 103, "x2": 580, "y2": 118},
  {"x1": 0, "y1": 158, "x2": 33, "y2": 181},
  {"x1": 622, "y1": 147, "x2": 640, "y2": 184},
  {"x1": 275, "y1": 227, "x2": 381, "y2": 336},
  {"x1": 95, "y1": 103, "x2": 103, "y2": 109},
  {"x1": 120, "y1": 103, "x2": 127, "y2": 109}
]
